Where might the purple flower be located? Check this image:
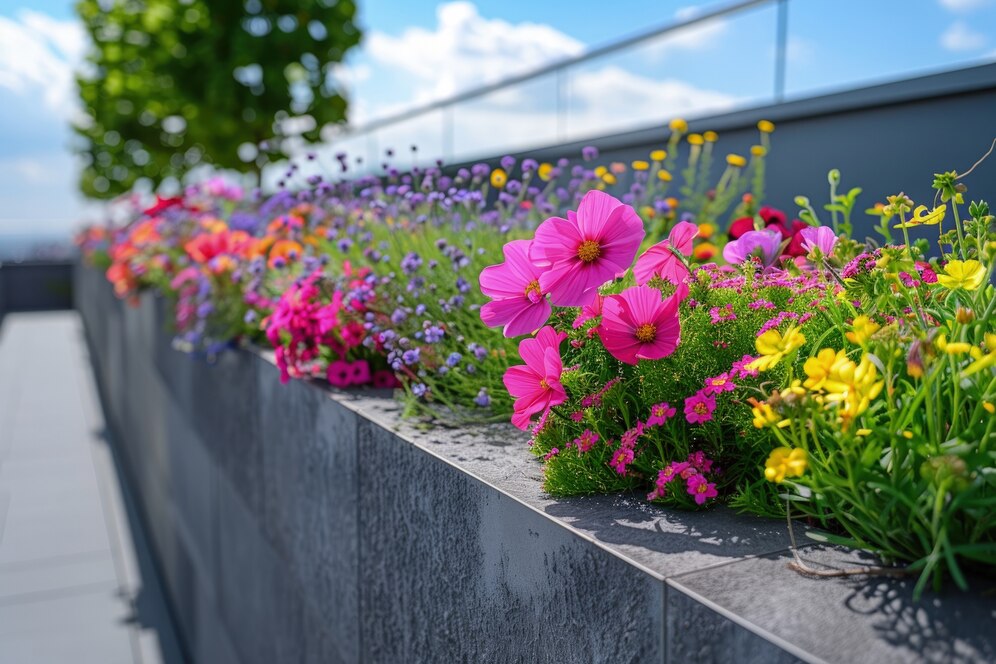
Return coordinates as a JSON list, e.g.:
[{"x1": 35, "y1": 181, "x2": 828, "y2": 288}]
[
  {"x1": 402, "y1": 349, "x2": 421, "y2": 365},
  {"x1": 446, "y1": 352, "x2": 462, "y2": 367},
  {"x1": 474, "y1": 388, "x2": 491, "y2": 407},
  {"x1": 424, "y1": 325, "x2": 445, "y2": 343},
  {"x1": 722, "y1": 229, "x2": 782, "y2": 267},
  {"x1": 582, "y1": 145, "x2": 599, "y2": 161},
  {"x1": 799, "y1": 226, "x2": 838, "y2": 257}
]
